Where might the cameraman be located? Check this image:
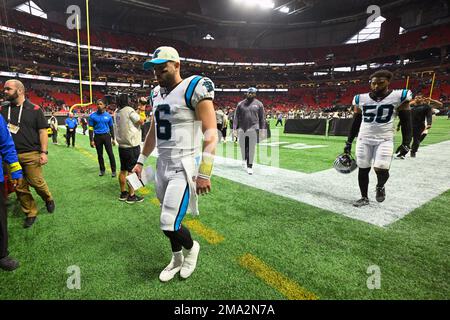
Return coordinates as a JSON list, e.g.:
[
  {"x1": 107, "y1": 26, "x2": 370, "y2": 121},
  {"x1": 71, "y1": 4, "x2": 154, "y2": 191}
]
[{"x1": 114, "y1": 94, "x2": 145, "y2": 203}]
